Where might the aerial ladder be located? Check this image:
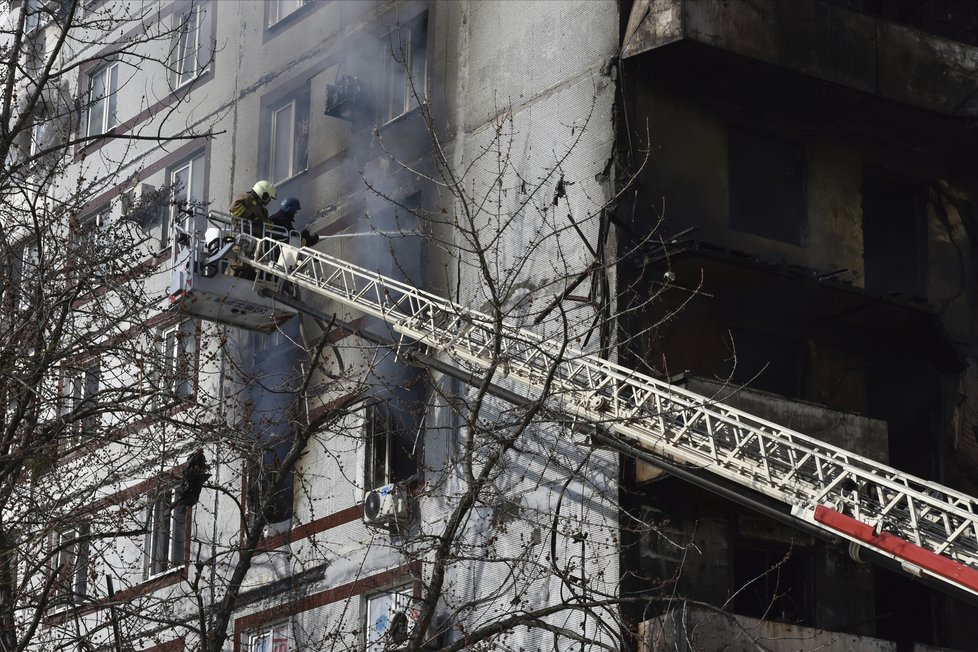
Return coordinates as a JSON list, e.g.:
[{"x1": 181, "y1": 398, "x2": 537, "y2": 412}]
[{"x1": 168, "y1": 213, "x2": 978, "y2": 604}]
